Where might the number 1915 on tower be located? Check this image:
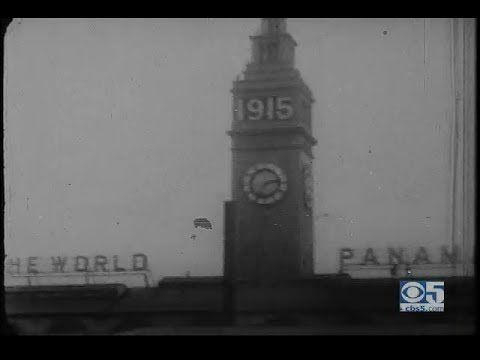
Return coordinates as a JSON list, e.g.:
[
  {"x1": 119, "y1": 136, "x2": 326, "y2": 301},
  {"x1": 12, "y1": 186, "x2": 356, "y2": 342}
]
[{"x1": 235, "y1": 96, "x2": 294, "y2": 121}]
